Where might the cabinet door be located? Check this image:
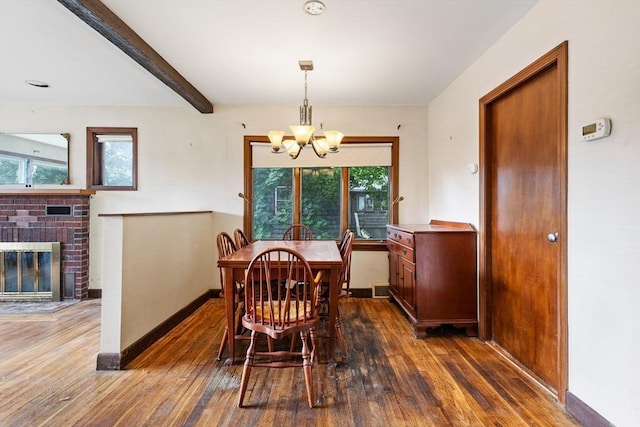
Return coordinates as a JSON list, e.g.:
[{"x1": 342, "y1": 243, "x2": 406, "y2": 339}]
[
  {"x1": 388, "y1": 250, "x2": 399, "y2": 294},
  {"x1": 400, "y1": 257, "x2": 416, "y2": 313}
]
